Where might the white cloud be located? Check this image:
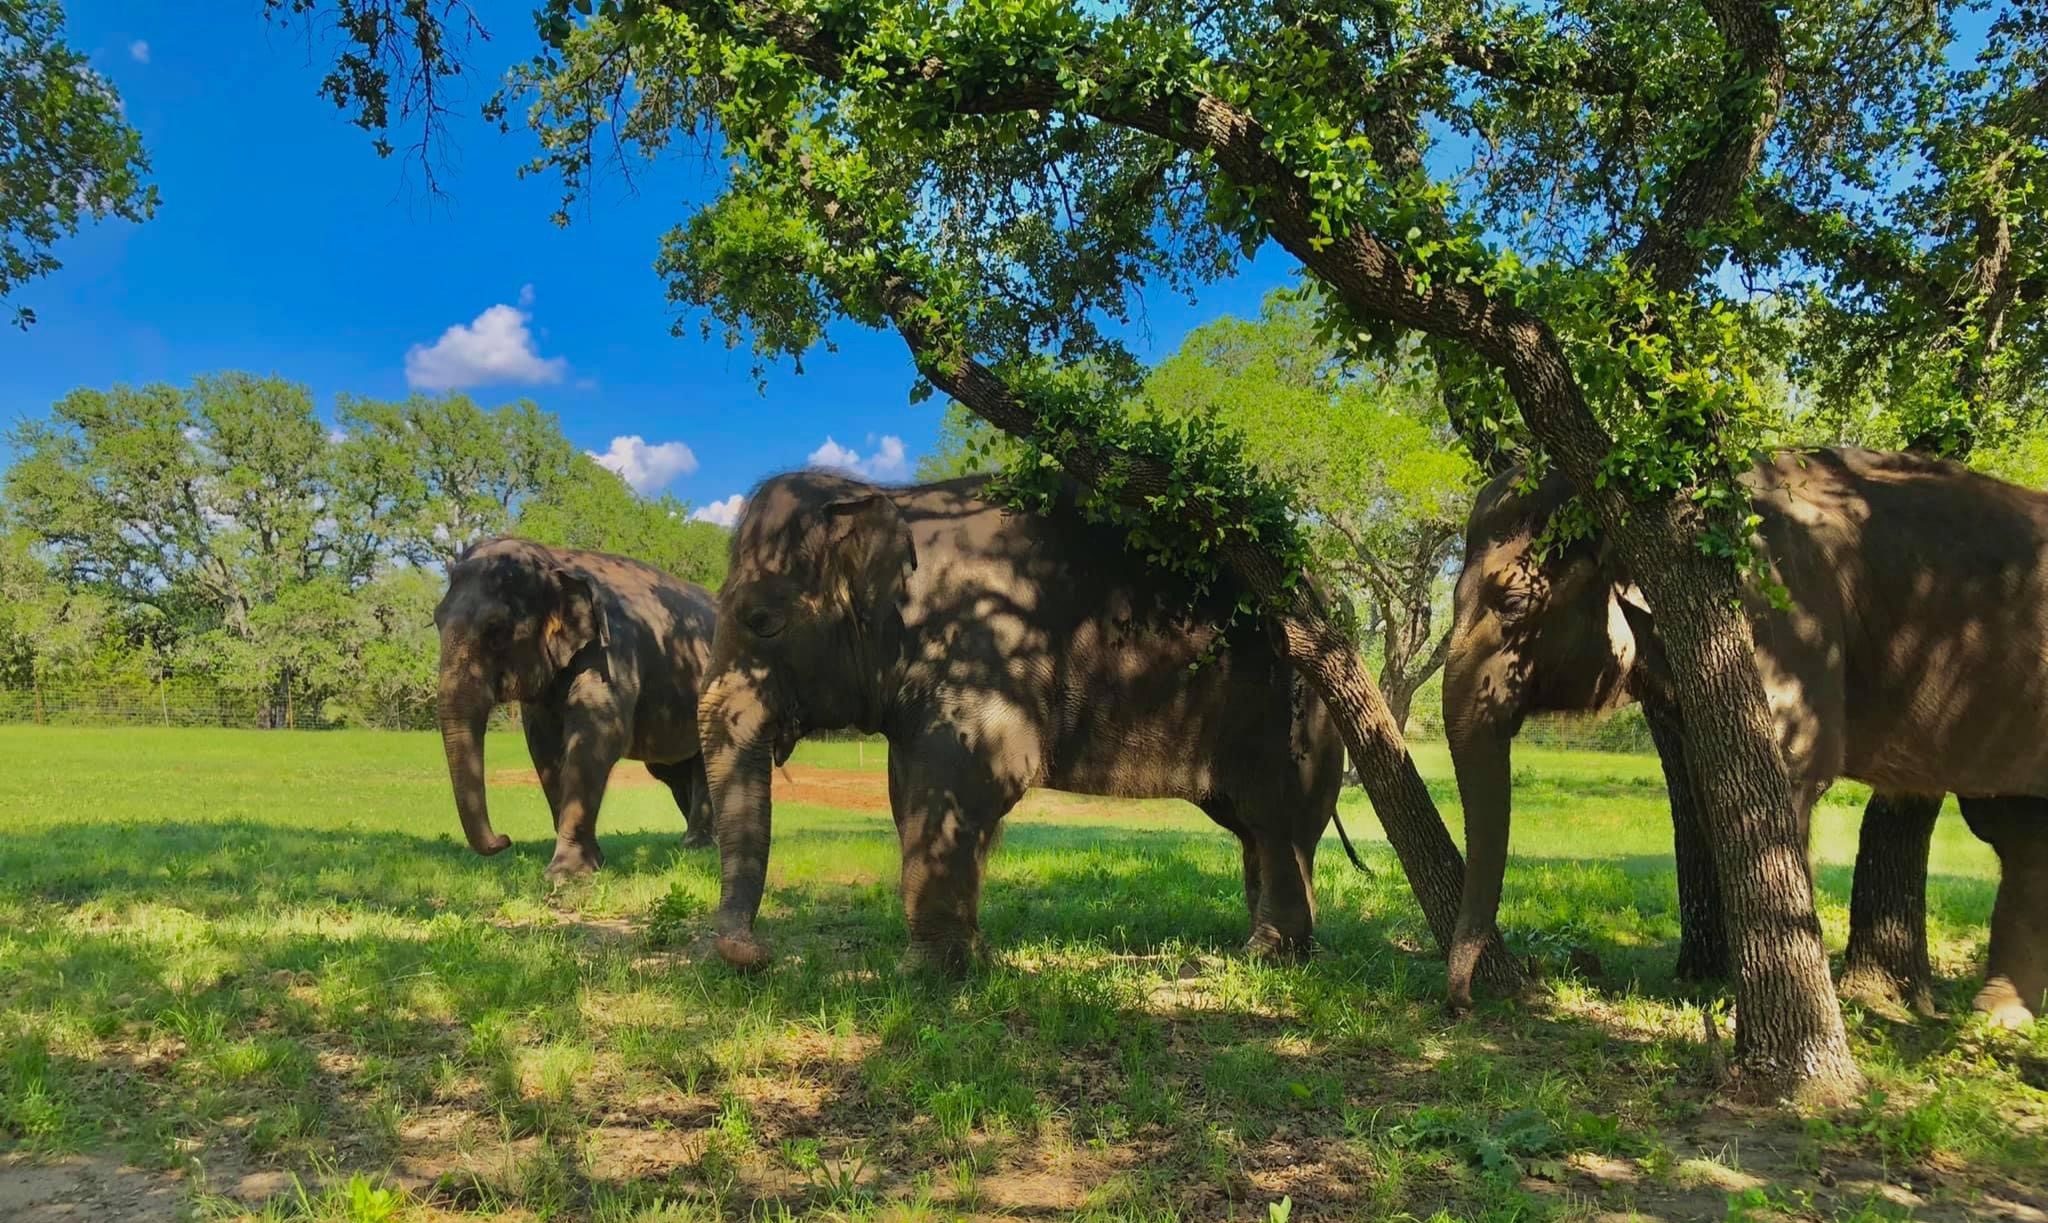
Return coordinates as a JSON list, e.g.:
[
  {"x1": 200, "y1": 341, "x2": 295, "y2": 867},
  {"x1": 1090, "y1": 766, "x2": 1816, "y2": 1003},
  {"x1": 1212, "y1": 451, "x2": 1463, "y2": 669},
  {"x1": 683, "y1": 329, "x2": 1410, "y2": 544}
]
[
  {"x1": 807, "y1": 434, "x2": 909, "y2": 482},
  {"x1": 518, "y1": 283, "x2": 536, "y2": 308},
  {"x1": 326, "y1": 427, "x2": 347, "y2": 444},
  {"x1": 404, "y1": 301, "x2": 567, "y2": 391},
  {"x1": 690, "y1": 494, "x2": 746, "y2": 528},
  {"x1": 129, "y1": 40, "x2": 150, "y2": 64},
  {"x1": 589, "y1": 435, "x2": 698, "y2": 494}
]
